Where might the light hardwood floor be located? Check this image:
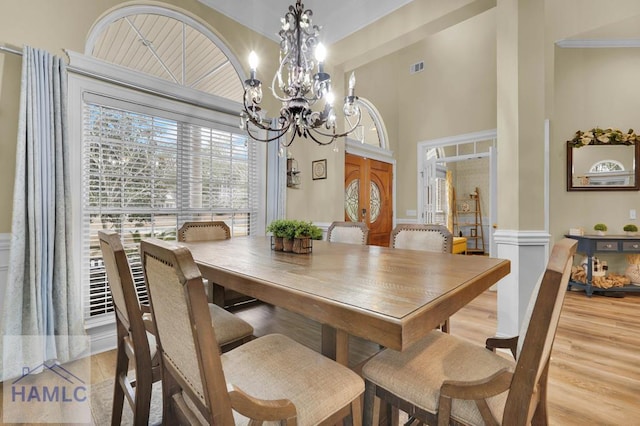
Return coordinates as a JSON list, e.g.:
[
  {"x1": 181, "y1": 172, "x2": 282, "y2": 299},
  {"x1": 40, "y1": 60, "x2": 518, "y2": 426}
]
[
  {"x1": 232, "y1": 290, "x2": 640, "y2": 425},
  {"x1": 2, "y1": 289, "x2": 638, "y2": 425}
]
